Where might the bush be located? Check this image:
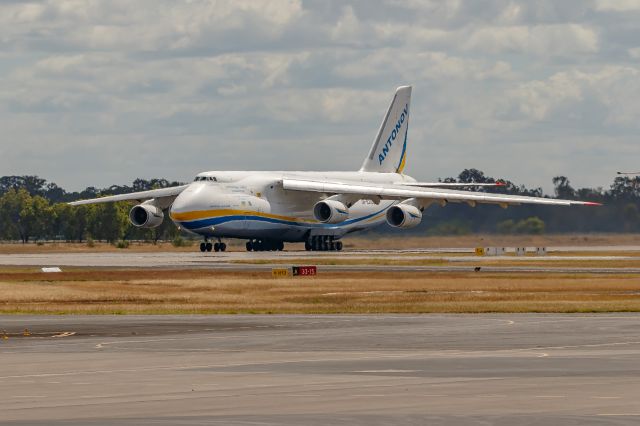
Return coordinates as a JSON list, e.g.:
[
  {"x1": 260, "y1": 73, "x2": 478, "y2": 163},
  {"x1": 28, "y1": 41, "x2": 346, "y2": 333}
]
[
  {"x1": 171, "y1": 236, "x2": 191, "y2": 247},
  {"x1": 86, "y1": 237, "x2": 95, "y2": 248},
  {"x1": 497, "y1": 217, "x2": 545, "y2": 235},
  {"x1": 496, "y1": 219, "x2": 515, "y2": 234},
  {"x1": 115, "y1": 240, "x2": 129, "y2": 249},
  {"x1": 515, "y1": 217, "x2": 545, "y2": 235}
]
